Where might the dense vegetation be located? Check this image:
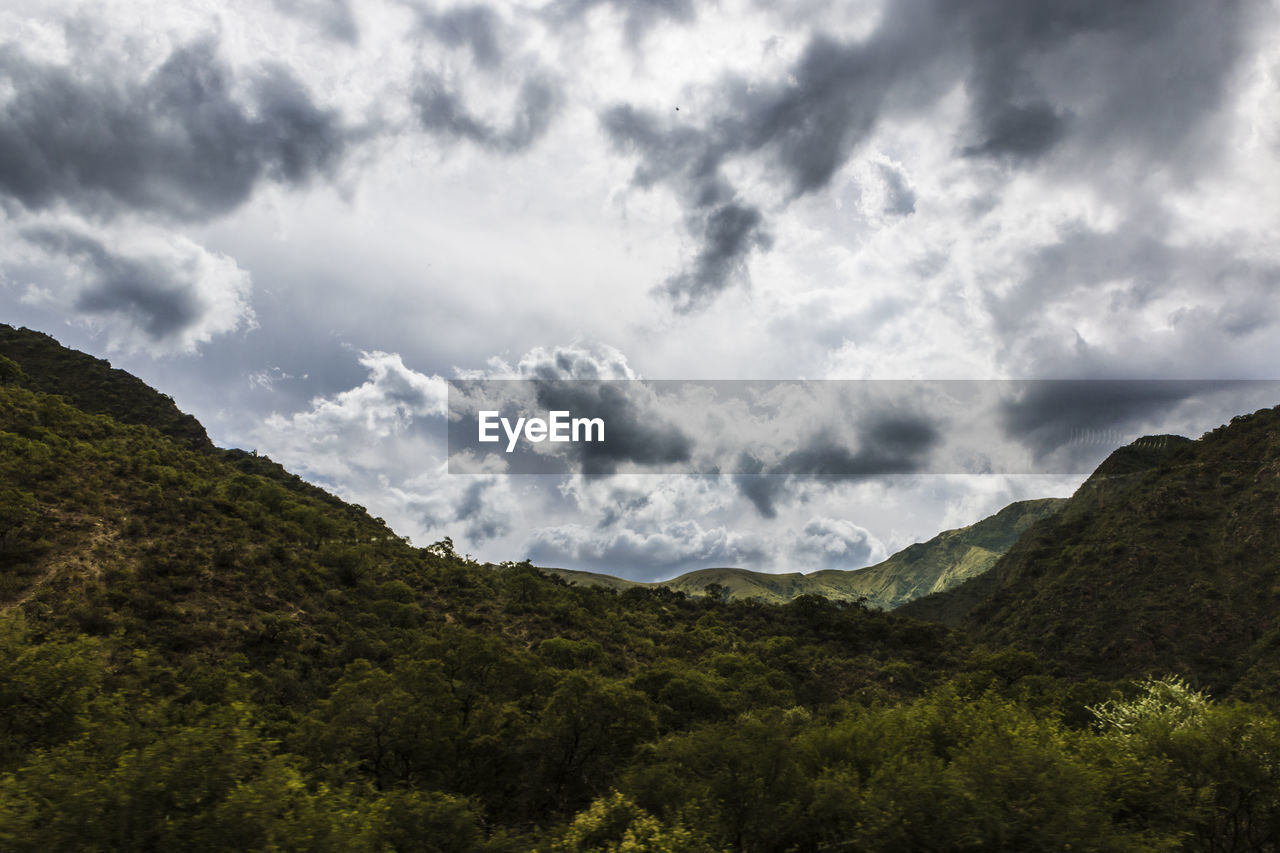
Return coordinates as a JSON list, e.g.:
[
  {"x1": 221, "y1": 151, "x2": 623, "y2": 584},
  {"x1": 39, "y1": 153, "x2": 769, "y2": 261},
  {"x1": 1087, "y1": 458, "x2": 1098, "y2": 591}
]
[
  {"x1": 4, "y1": 327, "x2": 1280, "y2": 851},
  {"x1": 0, "y1": 324, "x2": 211, "y2": 450},
  {"x1": 904, "y1": 410, "x2": 1280, "y2": 701}
]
